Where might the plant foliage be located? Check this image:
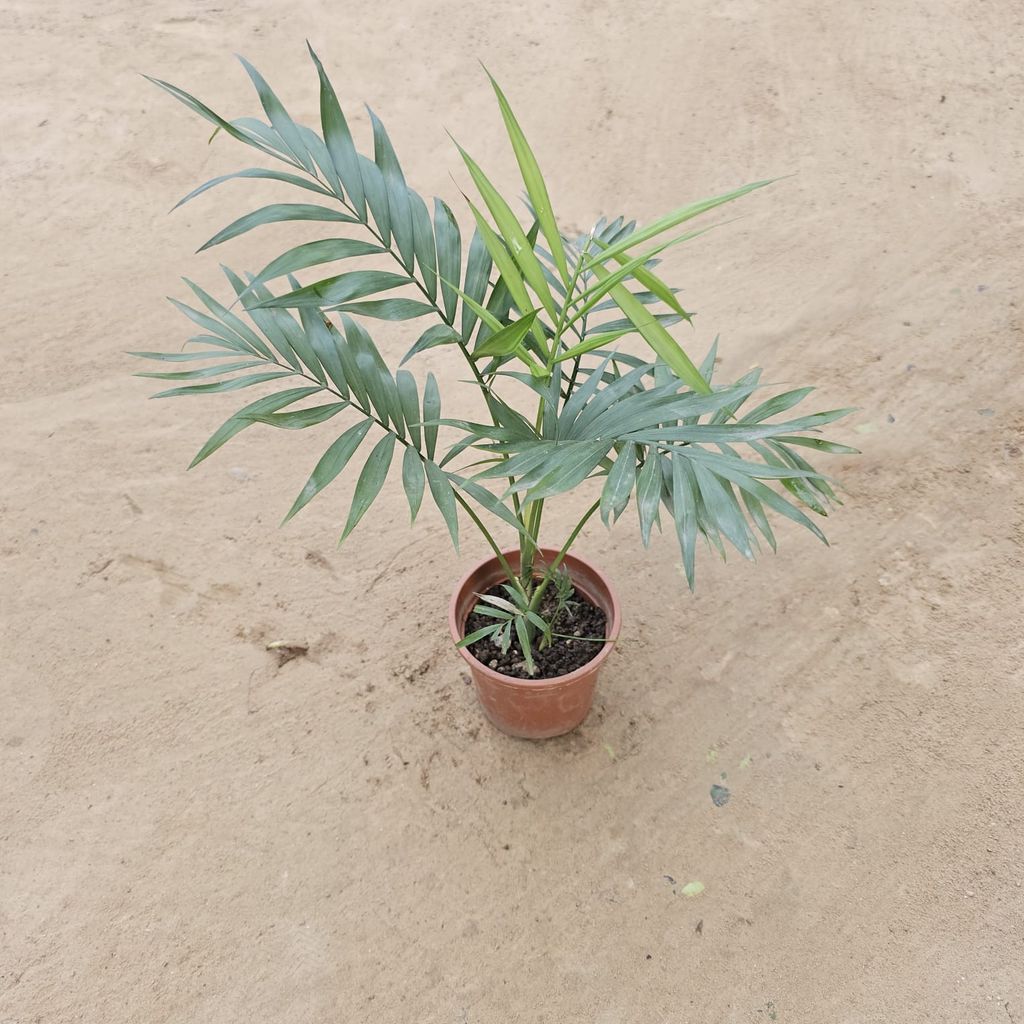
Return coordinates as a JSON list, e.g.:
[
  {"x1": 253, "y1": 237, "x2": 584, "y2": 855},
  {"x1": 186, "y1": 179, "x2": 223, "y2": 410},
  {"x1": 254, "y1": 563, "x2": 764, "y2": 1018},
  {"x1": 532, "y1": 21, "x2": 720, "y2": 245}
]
[{"x1": 138, "y1": 48, "x2": 857, "y2": 665}]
